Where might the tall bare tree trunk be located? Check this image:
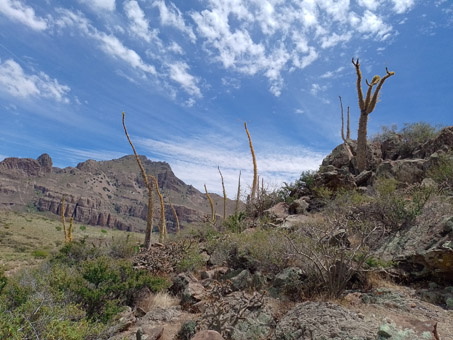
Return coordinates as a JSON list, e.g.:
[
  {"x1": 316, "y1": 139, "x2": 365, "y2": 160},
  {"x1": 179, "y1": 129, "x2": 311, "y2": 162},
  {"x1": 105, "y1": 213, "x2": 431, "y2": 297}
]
[{"x1": 357, "y1": 111, "x2": 369, "y2": 172}]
